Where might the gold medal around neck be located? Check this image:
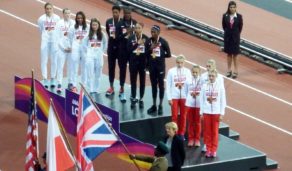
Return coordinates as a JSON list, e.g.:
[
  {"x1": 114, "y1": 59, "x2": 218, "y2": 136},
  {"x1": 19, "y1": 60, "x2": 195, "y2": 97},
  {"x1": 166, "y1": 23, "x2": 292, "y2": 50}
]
[{"x1": 151, "y1": 53, "x2": 156, "y2": 59}]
